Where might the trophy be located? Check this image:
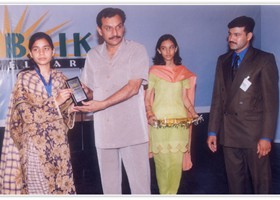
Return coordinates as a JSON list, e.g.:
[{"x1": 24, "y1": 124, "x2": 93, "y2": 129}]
[{"x1": 66, "y1": 76, "x2": 88, "y2": 106}]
